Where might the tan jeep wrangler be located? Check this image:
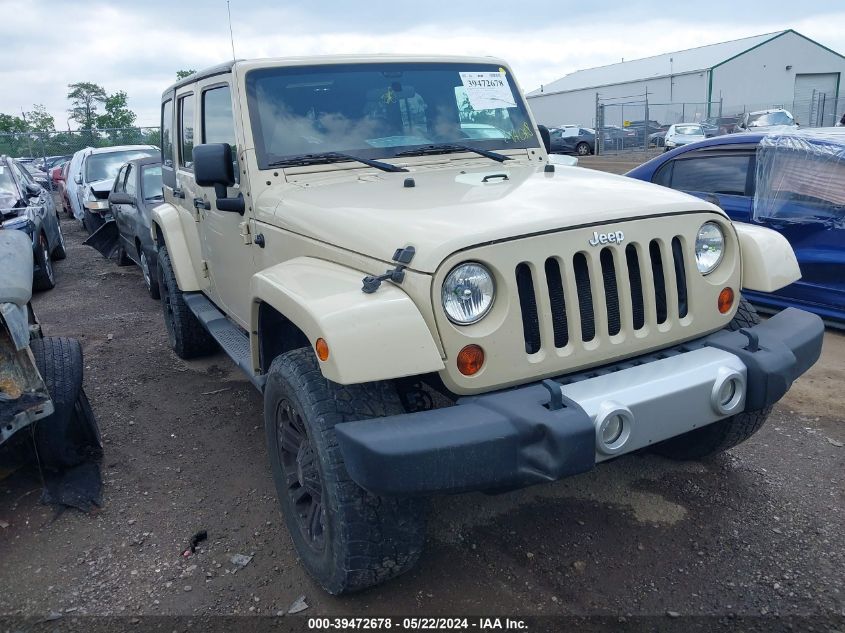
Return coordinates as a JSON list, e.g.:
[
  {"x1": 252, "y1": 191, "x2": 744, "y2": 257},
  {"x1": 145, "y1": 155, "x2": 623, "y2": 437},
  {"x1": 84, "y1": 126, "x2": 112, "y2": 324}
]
[{"x1": 152, "y1": 55, "x2": 823, "y2": 594}]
